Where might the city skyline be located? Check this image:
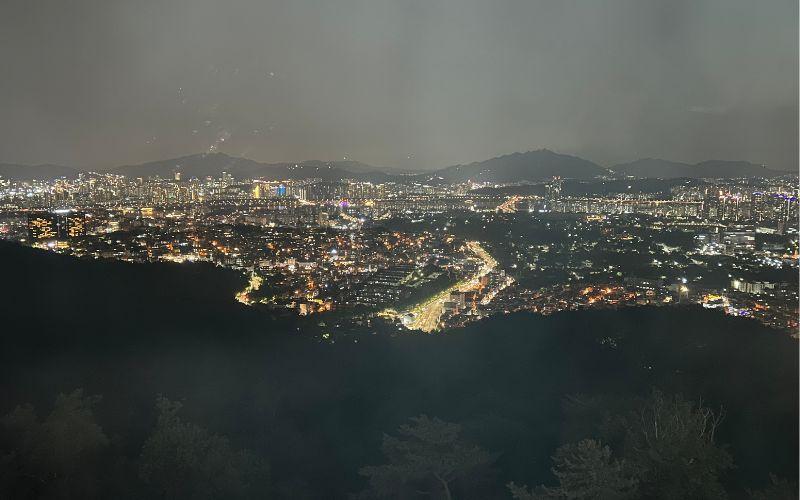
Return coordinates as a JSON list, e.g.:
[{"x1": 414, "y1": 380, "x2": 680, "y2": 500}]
[{"x1": 5, "y1": 168, "x2": 798, "y2": 334}]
